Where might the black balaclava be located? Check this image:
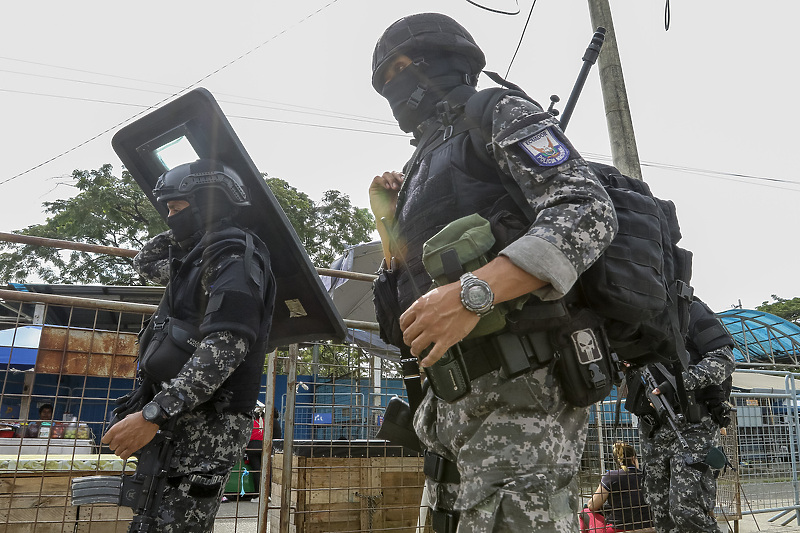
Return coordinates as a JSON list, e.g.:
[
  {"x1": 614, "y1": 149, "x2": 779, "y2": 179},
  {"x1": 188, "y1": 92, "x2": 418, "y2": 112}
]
[
  {"x1": 381, "y1": 52, "x2": 475, "y2": 134},
  {"x1": 166, "y1": 204, "x2": 203, "y2": 249},
  {"x1": 166, "y1": 191, "x2": 235, "y2": 250}
]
